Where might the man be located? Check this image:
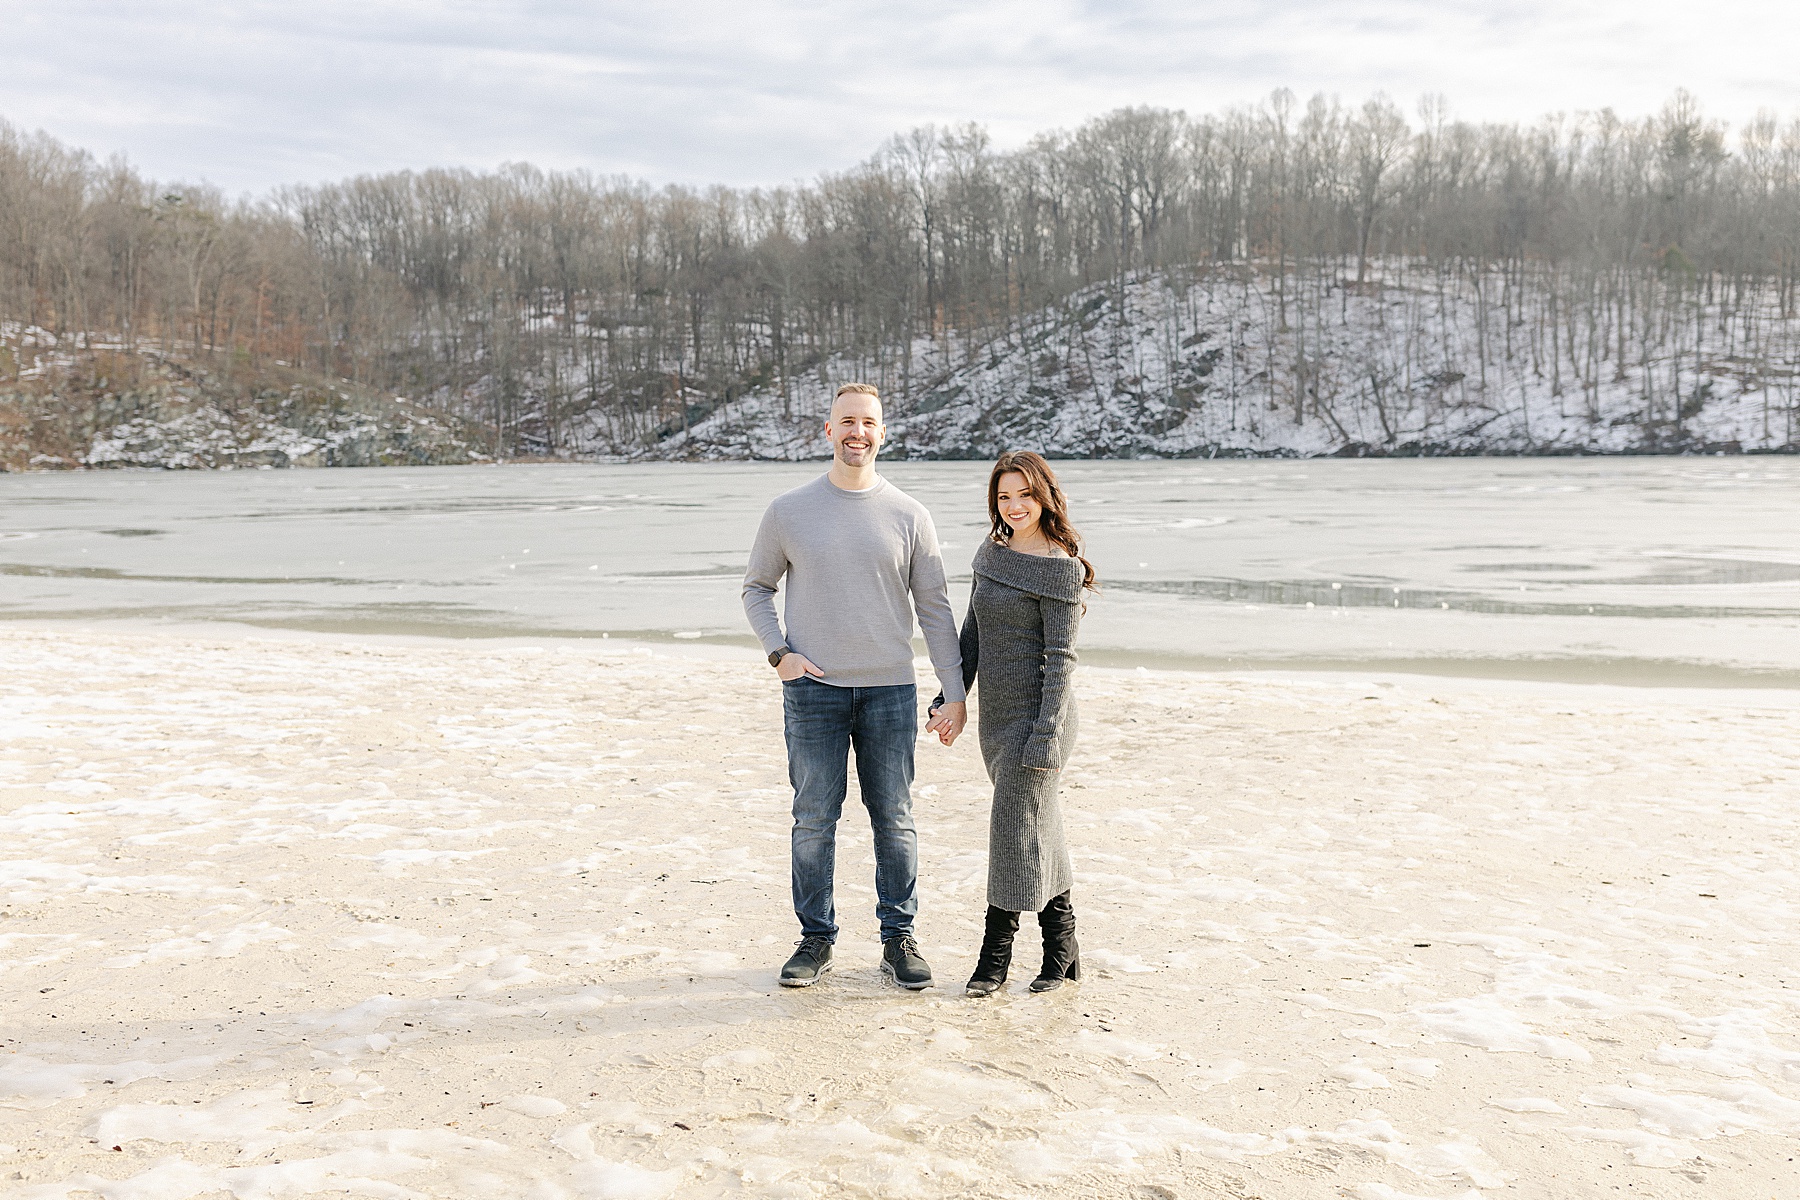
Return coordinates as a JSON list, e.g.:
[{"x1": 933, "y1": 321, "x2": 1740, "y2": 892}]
[{"x1": 743, "y1": 383, "x2": 968, "y2": 990}]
